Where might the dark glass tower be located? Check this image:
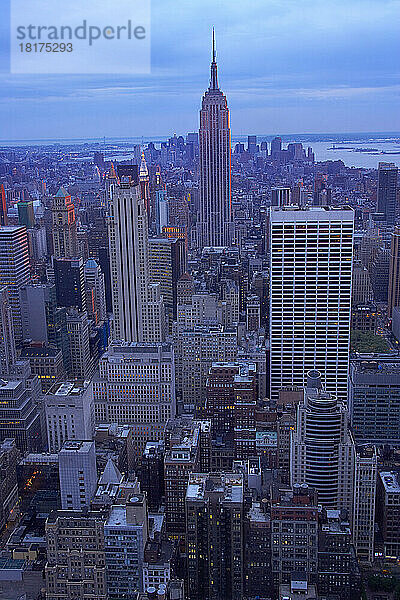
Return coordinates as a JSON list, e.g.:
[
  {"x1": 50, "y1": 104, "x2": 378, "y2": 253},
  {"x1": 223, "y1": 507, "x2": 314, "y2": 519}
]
[{"x1": 377, "y1": 162, "x2": 398, "y2": 226}]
